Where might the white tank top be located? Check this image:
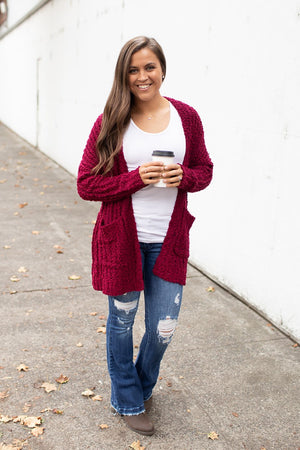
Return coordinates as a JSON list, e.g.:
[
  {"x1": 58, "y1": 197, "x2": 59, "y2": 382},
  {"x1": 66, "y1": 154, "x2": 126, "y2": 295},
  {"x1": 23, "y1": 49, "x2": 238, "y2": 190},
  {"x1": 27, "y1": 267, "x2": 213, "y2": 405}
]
[{"x1": 123, "y1": 103, "x2": 186, "y2": 243}]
